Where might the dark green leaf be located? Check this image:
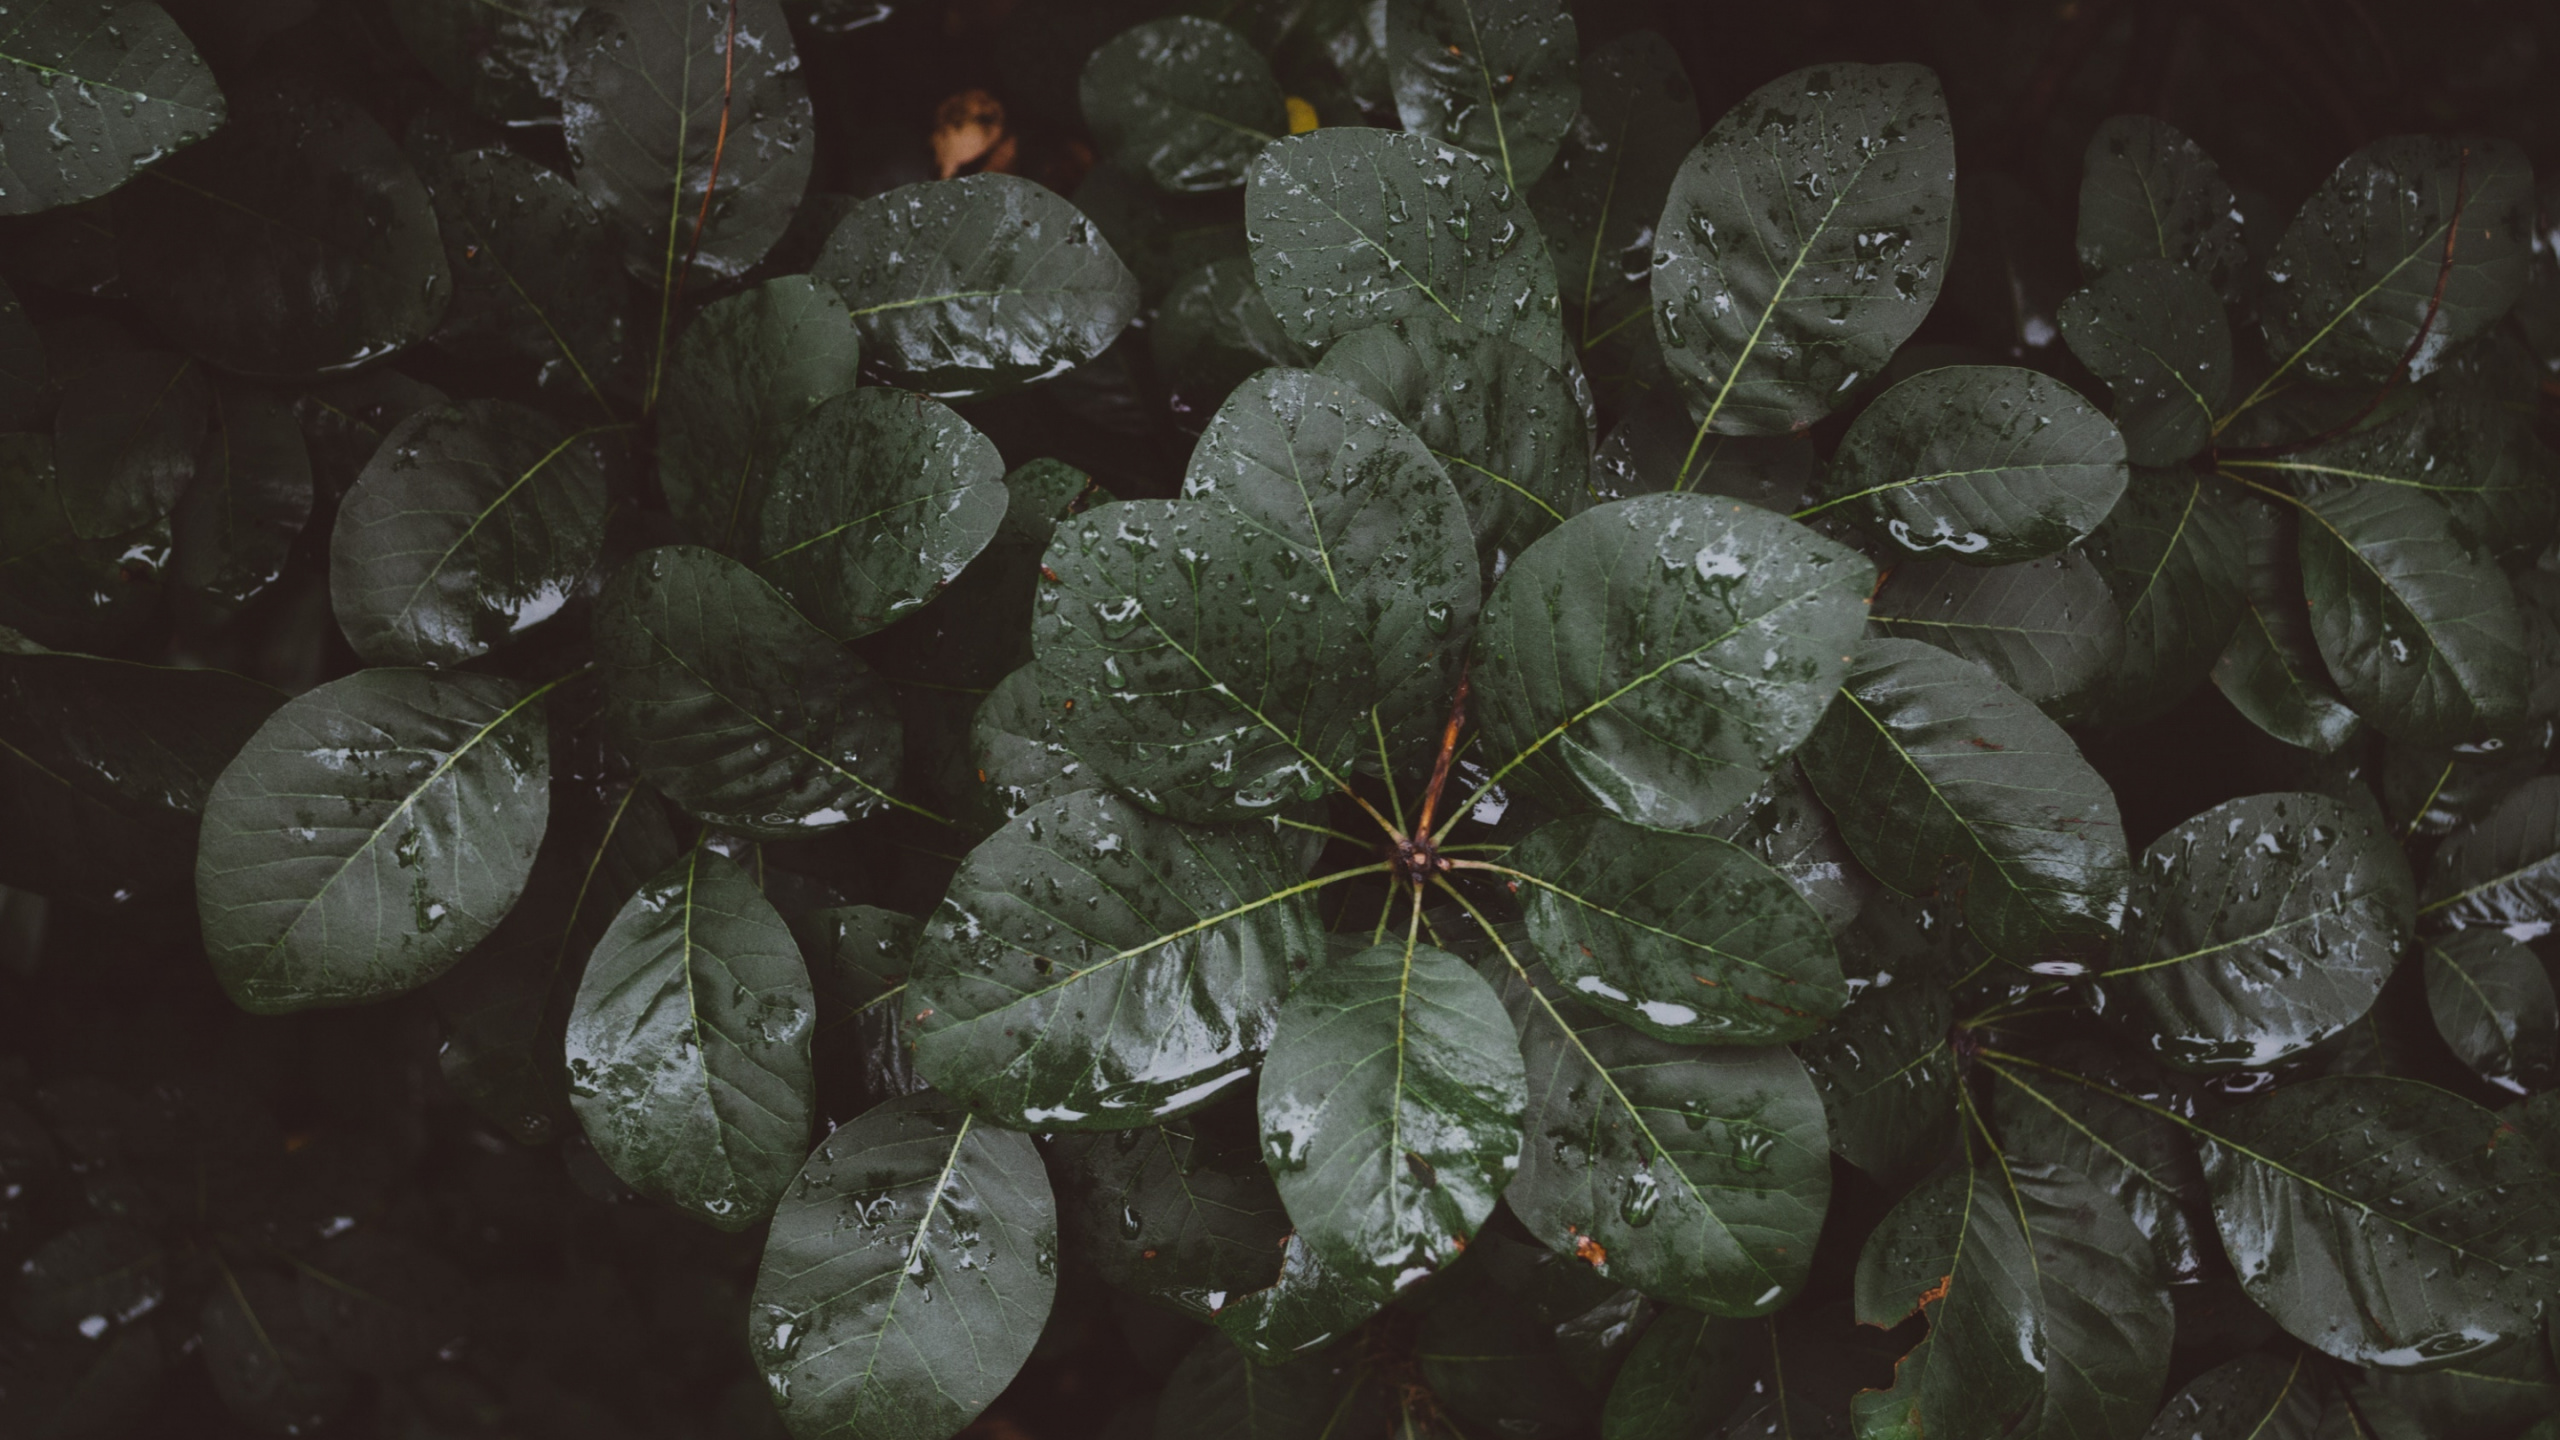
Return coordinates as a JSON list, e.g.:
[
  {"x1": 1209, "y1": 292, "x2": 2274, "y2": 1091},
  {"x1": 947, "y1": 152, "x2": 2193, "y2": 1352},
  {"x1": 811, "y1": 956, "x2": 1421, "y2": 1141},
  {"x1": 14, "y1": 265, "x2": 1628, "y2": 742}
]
[
  {"x1": 1246, "y1": 126, "x2": 1565, "y2": 363},
  {"x1": 1151, "y1": 256, "x2": 1316, "y2": 409},
  {"x1": 2383, "y1": 728, "x2": 2546, "y2": 841},
  {"x1": 171, "y1": 381, "x2": 315, "y2": 623},
  {"x1": 969, "y1": 664, "x2": 1087, "y2": 826},
  {"x1": 1152, "y1": 1330, "x2": 1379, "y2": 1440},
  {"x1": 1211, "y1": 1228, "x2": 1385, "y2": 1364},
  {"x1": 1653, "y1": 63, "x2": 1954, "y2": 437},
  {"x1": 2259, "y1": 137, "x2": 2534, "y2": 389},
  {"x1": 2132, "y1": 1352, "x2": 2319, "y2": 1440},
  {"x1": 0, "y1": 433, "x2": 165, "y2": 653},
  {"x1": 910, "y1": 789, "x2": 1321, "y2": 1129},
  {"x1": 8, "y1": 1218, "x2": 163, "y2": 1335},
  {"x1": 562, "y1": 0, "x2": 812, "y2": 288},
  {"x1": 1508, "y1": 811, "x2": 1844, "y2": 1045},
  {"x1": 1801, "y1": 637, "x2": 2130, "y2": 966},
  {"x1": 1316, "y1": 311, "x2": 1592, "y2": 568},
  {"x1": 1386, "y1": 0, "x2": 1578, "y2": 190},
  {"x1": 2107, "y1": 792, "x2": 2415, "y2": 1071},
  {"x1": 2009, "y1": 1164, "x2": 2172, "y2": 1440},
  {"x1": 1472, "y1": 493, "x2": 1875, "y2": 830},
  {"x1": 2421, "y1": 928, "x2": 2559, "y2": 1094},
  {"x1": 196, "y1": 667, "x2": 552, "y2": 1013},
  {"x1": 597, "y1": 544, "x2": 904, "y2": 836},
  {"x1": 2297, "y1": 482, "x2": 2527, "y2": 749},
  {"x1": 2059, "y1": 260, "x2": 2232, "y2": 468},
  {"x1": 1074, "y1": 159, "x2": 1248, "y2": 300},
  {"x1": 1049, "y1": 1117, "x2": 1288, "y2": 1322},
  {"x1": 1033, "y1": 498, "x2": 1378, "y2": 823},
  {"x1": 2225, "y1": 395, "x2": 2558, "y2": 561},
  {"x1": 2080, "y1": 467, "x2": 2247, "y2": 727},
  {"x1": 814, "y1": 173, "x2": 1140, "y2": 397},
  {"x1": 756, "y1": 389, "x2": 1008, "y2": 639},
  {"x1": 1531, "y1": 30, "x2": 1700, "y2": 363},
  {"x1": 1080, "y1": 18, "x2": 1286, "y2": 194},
  {"x1": 2210, "y1": 1075, "x2": 2560, "y2": 1368},
  {"x1": 1988, "y1": 1050, "x2": 2207, "y2": 1286},
  {"x1": 330, "y1": 400, "x2": 613, "y2": 667},
  {"x1": 1818, "y1": 366, "x2": 2129, "y2": 565},
  {"x1": 51, "y1": 346, "x2": 206, "y2": 538},
  {"x1": 0, "y1": 0, "x2": 225, "y2": 216},
  {"x1": 2363, "y1": 1329, "x2": 2560, "y2": 1439},
  {"x1": 1703, "y1": 767, "x2": 1874, "y2": 936},
  {"x1": 2073, "y1": 116, "x2": 2247, "y2": 297},
  {"x1": 566, "y1": 847, "x2": 814, "y2": 1228},
  {"x1": 1869, "y1": 552, "x2": 2124, "y2": 709},
  {"x1": 294, "y1": 1232, "x2": 467, "y2": 1377},
  {"x1": 1184, "y1": 366, "x2": 1478, "y2": 763},
  {"x1": 1590, "y1": 388, "x2": 1822, "y2": 513},
  {"x1": 1416, "y1": 1284, "x2": 1592, "y2": 1439},
  {"x1": 386, "y1": 0, "x2": 584, "y2": 123},
  {"x1": 1849, "y1": 1162, "x2": 2045, "y2": 1440},
  {"x1": 1793, "y1": 974, "x2": 1954, "y2": 1188},
  {"x1": 748, "y1": 1092, "x2": 1056, "y2": 1440},
  {"x1": 1495, "y1": 958, "x2": 1829, "y2": 1315},
  {"x1": 0, "y1": 1325, "x2": 161, "y2": 1438},
  {"x1": 1258, "y1": 937, "x2": 1526, "y2": 1302},
  {"x1": 660, "y1": 275, "x2": 862, "y2": 554},
  {"x1": 2422, "y1": 775, "x2": 2560, "y2": 935},
  {"x1": 2215, "y1": 497, "x2": 2363, "y2": 754},
  {"x1": 203, "y1": 1267, "x2": 354, "y2": 1433},
  {"x1": 425, "y1": 145, "x2": 628, "y2": 411},
  {"x1": 1716, "y1": 1302, "x2": 1903, "y2": 1439},
  {"x1": 114, "y1": 89, "x2": 450, "y2": 377},
  {"x1": 1599, "y1": 1308, "x2": 1753, "y2": 1440}
]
